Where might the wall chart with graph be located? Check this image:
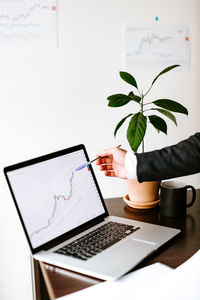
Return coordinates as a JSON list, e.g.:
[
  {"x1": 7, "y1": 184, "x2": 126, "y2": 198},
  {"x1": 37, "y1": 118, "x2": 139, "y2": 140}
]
[
  {"x1": 0, "y1": 0, "x2": 57, "y2": 48},
  {"x1": 124, "y1": 24, "x2": 190, "y2": 72},
  {"x1": 7, "y1": 149, "x2": 105, "y2": 249}
]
